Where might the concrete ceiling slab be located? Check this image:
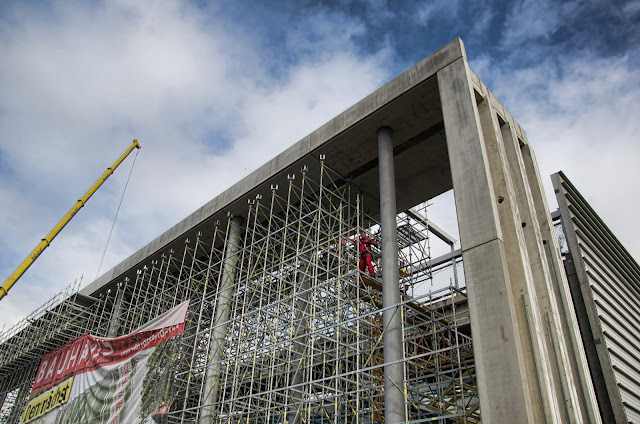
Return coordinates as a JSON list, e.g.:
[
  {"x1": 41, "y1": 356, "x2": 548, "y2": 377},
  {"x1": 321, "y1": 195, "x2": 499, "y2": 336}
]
[{"x1": 82, "y1": 39, "x2": 464, "y2": 297}]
